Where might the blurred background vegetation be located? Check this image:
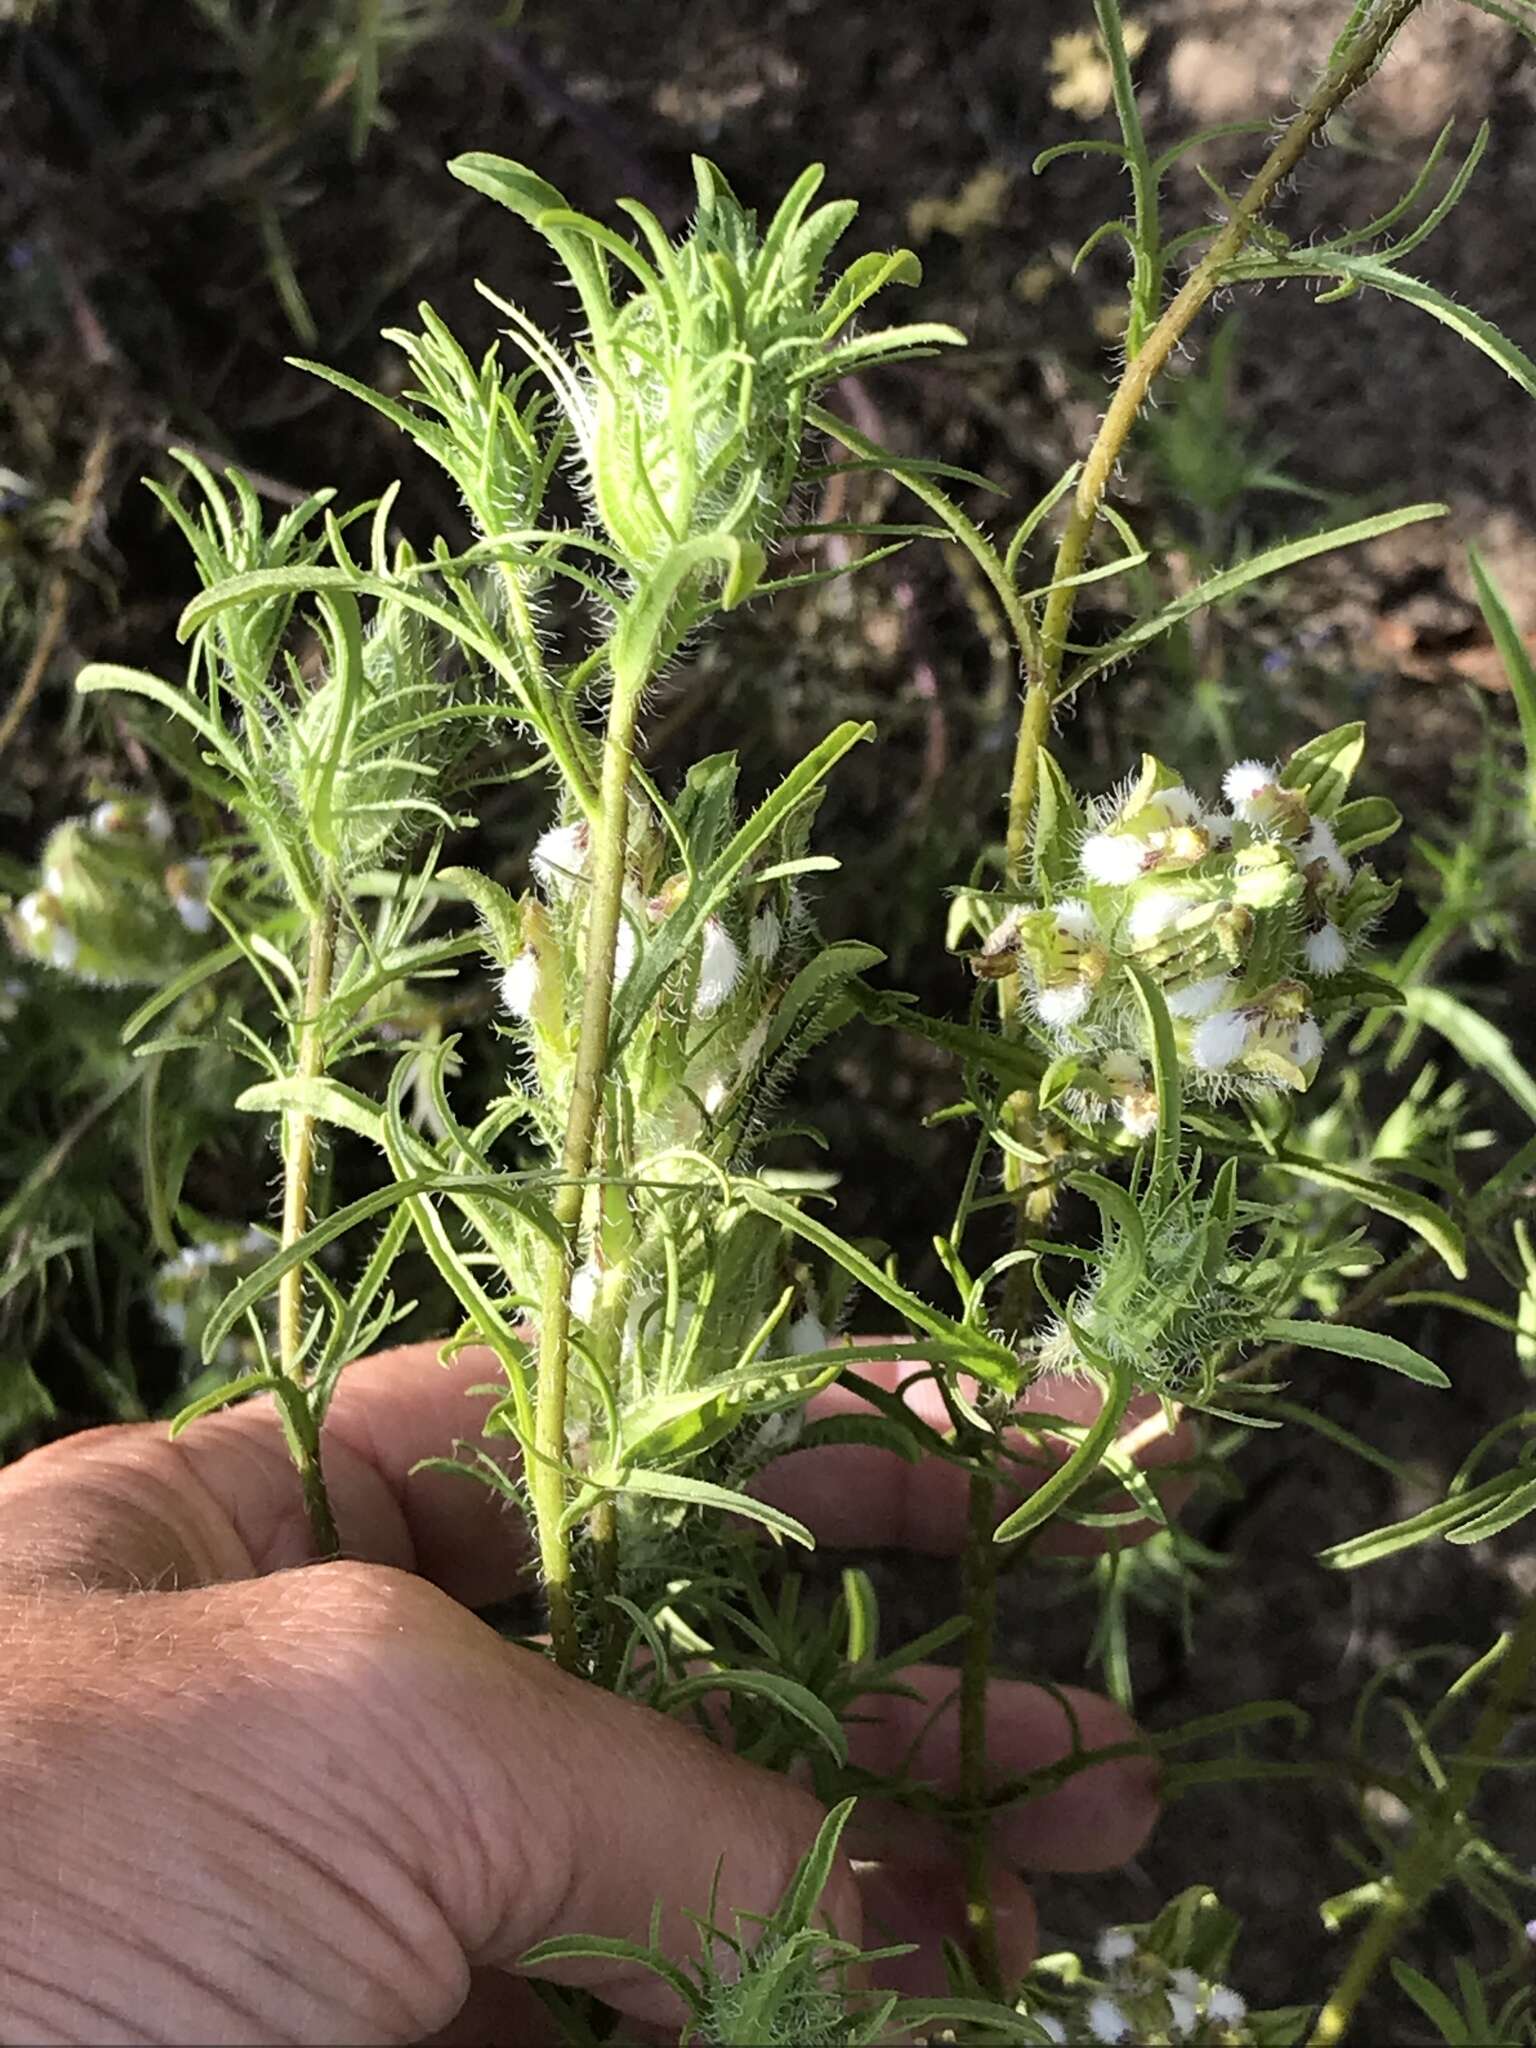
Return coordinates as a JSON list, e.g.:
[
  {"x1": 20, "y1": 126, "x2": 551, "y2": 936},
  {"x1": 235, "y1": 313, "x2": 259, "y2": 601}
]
[{"x1": 5, "y1": 0, "x2": 1536, "y2": 2018}]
